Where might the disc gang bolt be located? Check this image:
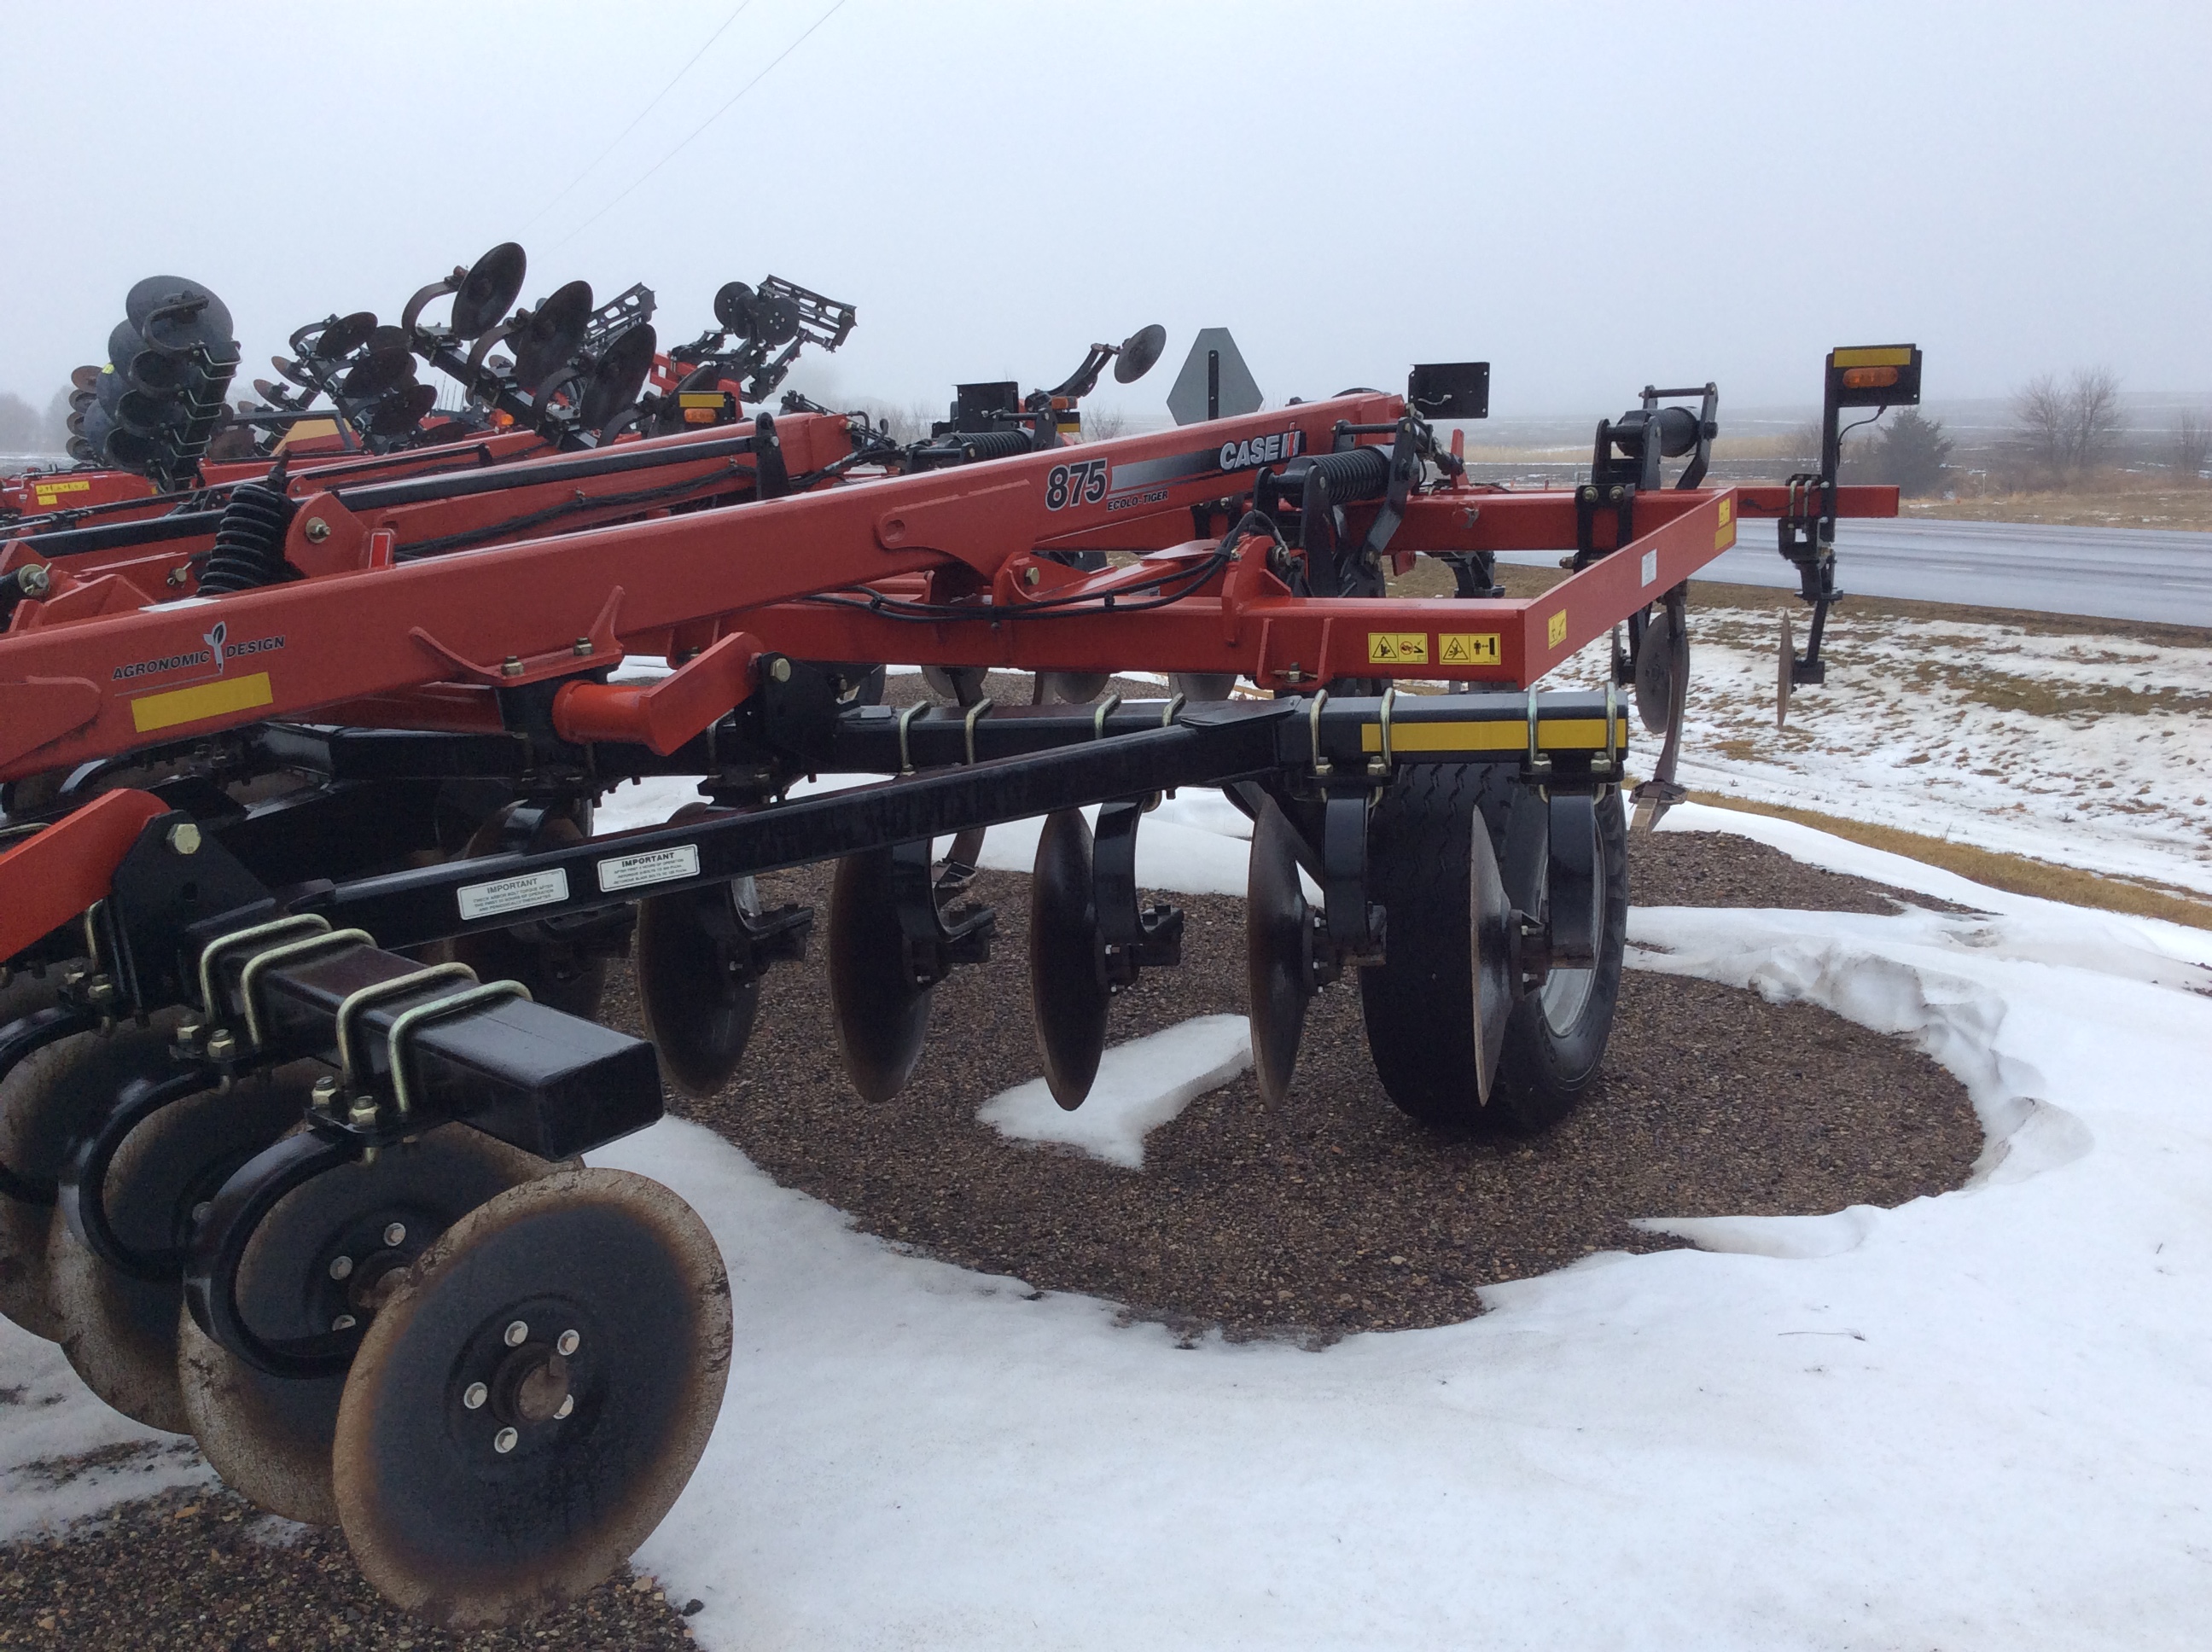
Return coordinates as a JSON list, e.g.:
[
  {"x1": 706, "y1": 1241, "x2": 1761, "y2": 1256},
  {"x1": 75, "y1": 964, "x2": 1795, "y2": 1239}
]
[
  {"x1": 166, "y1": 821, "x2": 201, "y2": 856},
  {"x1": 382, "y1": 1222, "x2": 406, "y2": 1248},
  {"x1": 769, "y1": 656, "x2": 792, "y2": 683},
  {"x1": 556, "y1": 1329, "x2": 579, "y2": 1356},
  {"x1": 504, "y1": 1320, "x2": 529, "y2": 1347},
  {"x1": 494, "y1": 1427, "x2": 519, "y2": 1454},
  {"x1": 501, "y1": 655, "x2": 524, "y2": 678},
  {"x1": 206, "y1": 1030, "x2": 237, "y2": 1062},
  {"x1": 329, "y1": 1255, "x2": 354, "y2": 1281},
  {"x1": 572, "y1": 637, "x2": 593, "y2": 656},
  {"x1": 463, "y1": 1382, "x2": 488, "y2": 1411},
  {"x1": 311, "y1": 1076, "x2": 340, "y2": 1107}
]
